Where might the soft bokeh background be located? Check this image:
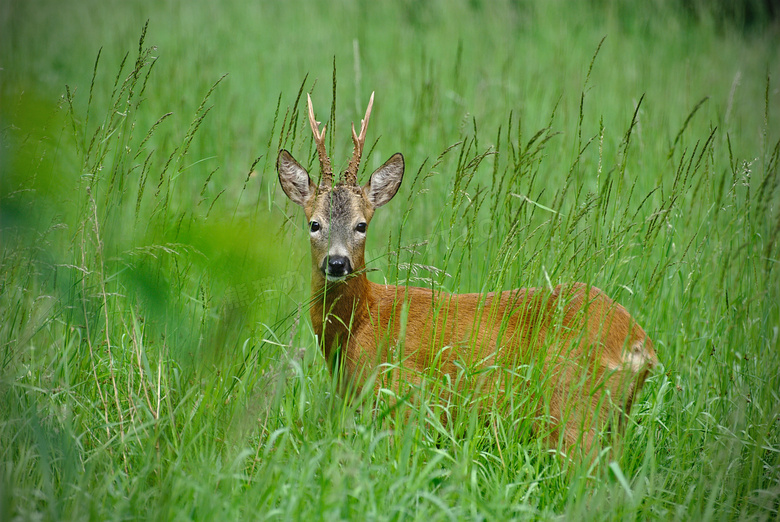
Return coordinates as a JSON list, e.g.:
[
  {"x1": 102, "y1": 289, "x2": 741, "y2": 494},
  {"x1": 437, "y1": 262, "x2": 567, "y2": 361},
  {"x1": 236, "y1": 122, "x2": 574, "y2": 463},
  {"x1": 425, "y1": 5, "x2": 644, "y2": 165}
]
[{"x1": 1, "y1": 0, "x2": 778, "y2": 519}]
